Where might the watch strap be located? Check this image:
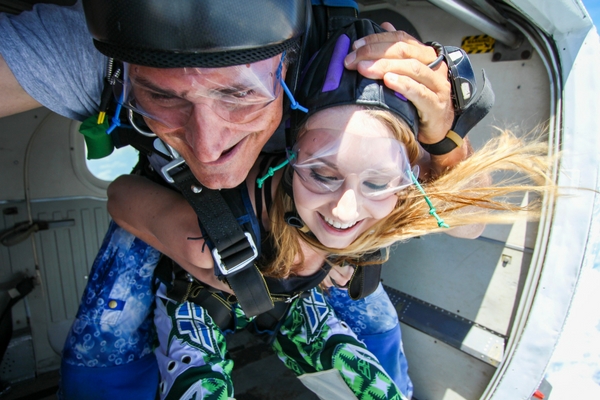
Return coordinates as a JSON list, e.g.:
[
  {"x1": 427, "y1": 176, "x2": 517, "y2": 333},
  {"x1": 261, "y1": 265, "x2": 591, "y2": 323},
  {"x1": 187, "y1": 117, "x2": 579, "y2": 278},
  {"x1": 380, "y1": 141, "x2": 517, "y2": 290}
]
[{"x1": 419, "y1": 129, "x2": 464, "y2": 155}]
